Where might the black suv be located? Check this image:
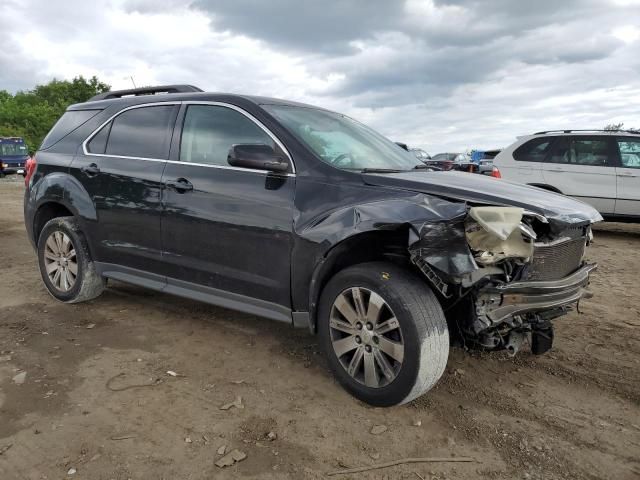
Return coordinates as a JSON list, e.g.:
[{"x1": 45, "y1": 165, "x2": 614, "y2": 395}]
[{"x1": 24, "y1": 85, "x2": 602, "y2": 406}]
